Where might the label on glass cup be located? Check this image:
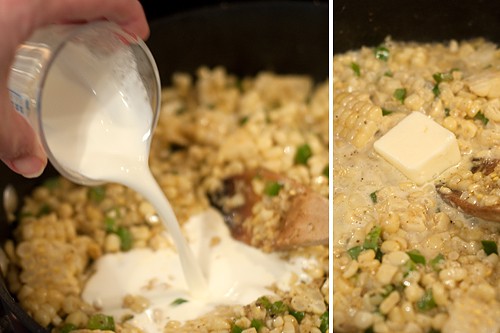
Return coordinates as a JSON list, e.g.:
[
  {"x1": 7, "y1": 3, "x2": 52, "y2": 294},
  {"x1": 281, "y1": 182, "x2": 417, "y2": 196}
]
[{"x1": 8, "y1": 88, "x2": 30, "y2": 117}]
